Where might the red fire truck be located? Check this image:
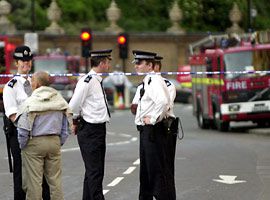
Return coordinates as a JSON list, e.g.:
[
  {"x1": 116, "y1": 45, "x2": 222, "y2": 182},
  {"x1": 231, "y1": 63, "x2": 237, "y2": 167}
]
[
  {"x1": 190, "y1": 31, "x2": 270, "y2": 131},
  {"x1": 0, "y1": 36, "x2": 16, "y2": 112}
]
